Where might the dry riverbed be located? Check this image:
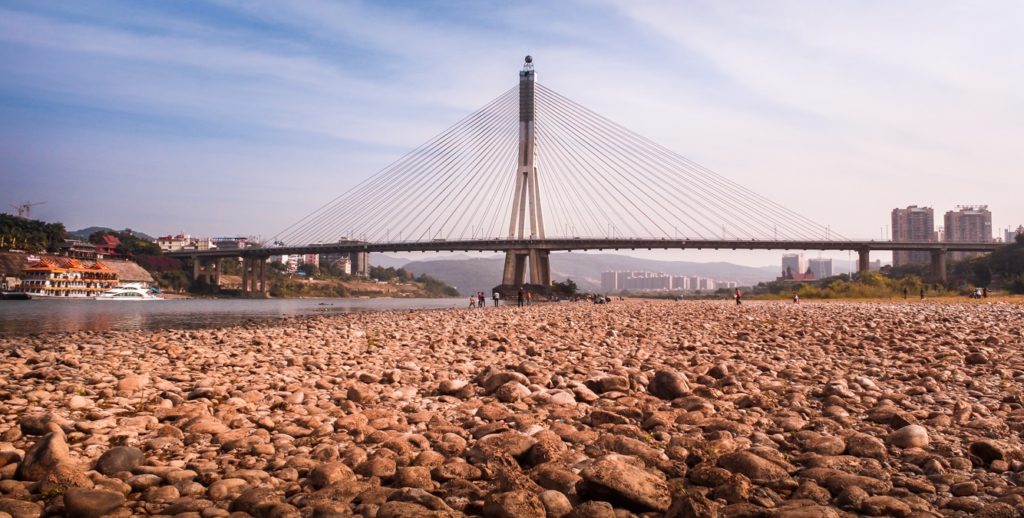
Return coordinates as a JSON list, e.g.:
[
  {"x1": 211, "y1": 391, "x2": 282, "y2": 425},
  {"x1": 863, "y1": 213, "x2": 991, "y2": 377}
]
[{"x1": 1, "y1": 300, "x2": 1023, "y2": 518}]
